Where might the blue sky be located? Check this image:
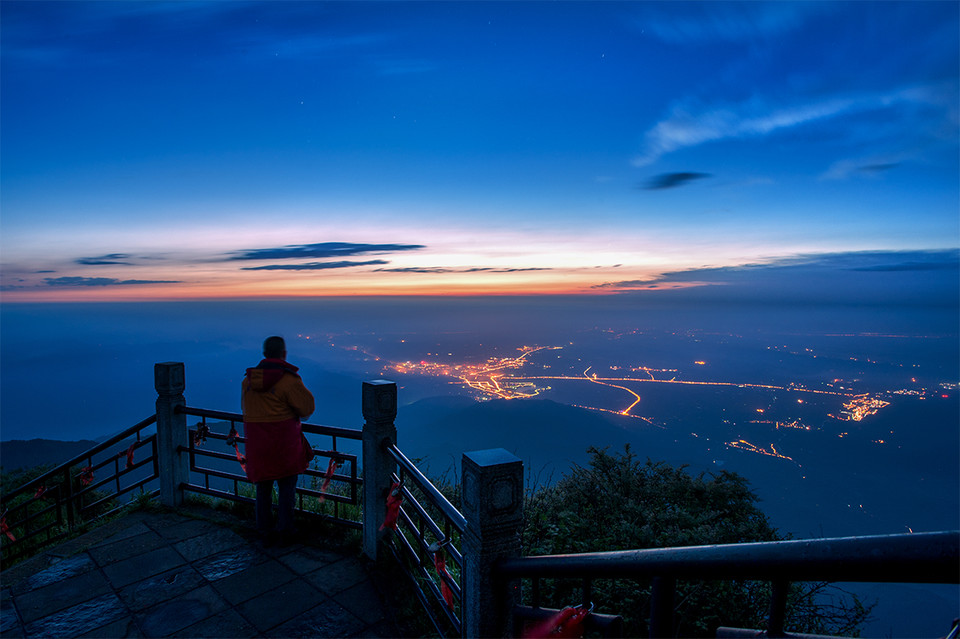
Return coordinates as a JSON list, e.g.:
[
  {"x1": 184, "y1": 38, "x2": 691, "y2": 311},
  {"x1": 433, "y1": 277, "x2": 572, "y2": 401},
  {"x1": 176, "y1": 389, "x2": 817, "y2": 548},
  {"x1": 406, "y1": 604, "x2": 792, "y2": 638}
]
[{"x1": 1, "y1": 1, "x2": 958, "y2": 300}]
